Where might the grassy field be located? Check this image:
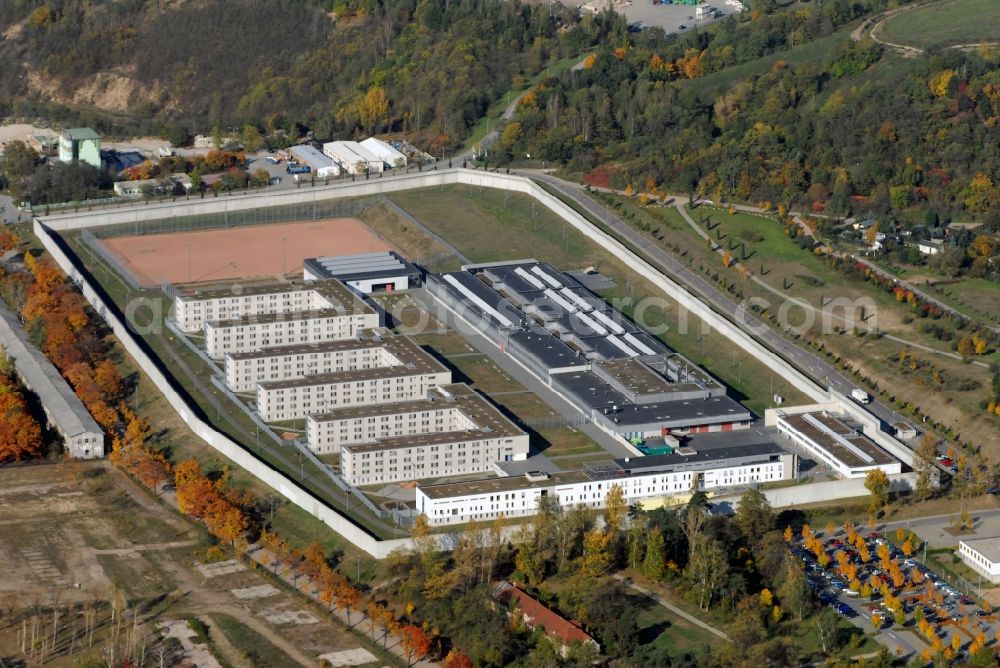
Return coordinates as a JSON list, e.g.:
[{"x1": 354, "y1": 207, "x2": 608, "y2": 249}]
[
  {"x1": 358, "y1": 201, "x2": 463, "y2": 272},
  {"x1": 589, "y1": 194, "x2": 998, "y2": 452},
  {"x1": 683, "y1": 30, "x2": 851, "y2": 100},
  {"x1": 209, "y1": 613, "x2": 303, "y2": 668},
  {"x1": 390, "y1": 185, "x2": 810, "y2": 414},
  {"x1": 879, "y1": 0, "x2": 1000, "y2": 49},
  {"x1": 927, "y1": 278, "x2": 1000, "y2": 327}
]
